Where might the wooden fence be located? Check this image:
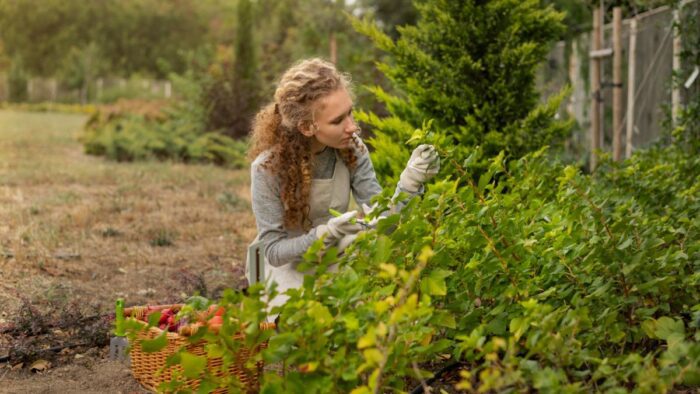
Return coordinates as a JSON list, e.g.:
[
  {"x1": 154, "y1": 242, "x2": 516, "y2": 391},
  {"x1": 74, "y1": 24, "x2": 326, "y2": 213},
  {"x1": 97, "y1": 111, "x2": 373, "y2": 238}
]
[
  {"x1": 539, "y1": 0, "x2": 699, "y2": 164},
  {"x1": 0, "y1": 76, "x2": 172, "y2": 103}
]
